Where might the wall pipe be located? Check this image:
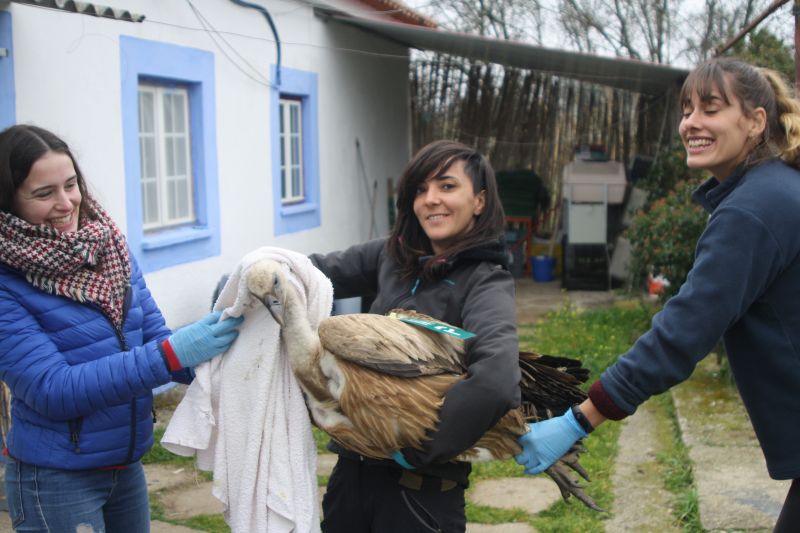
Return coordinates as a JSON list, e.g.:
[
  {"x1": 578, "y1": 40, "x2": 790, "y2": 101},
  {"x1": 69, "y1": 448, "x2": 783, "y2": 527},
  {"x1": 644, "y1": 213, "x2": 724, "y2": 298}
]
[{"x1": 228, "y1": 0, "x2": 282, "y2": 86}]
